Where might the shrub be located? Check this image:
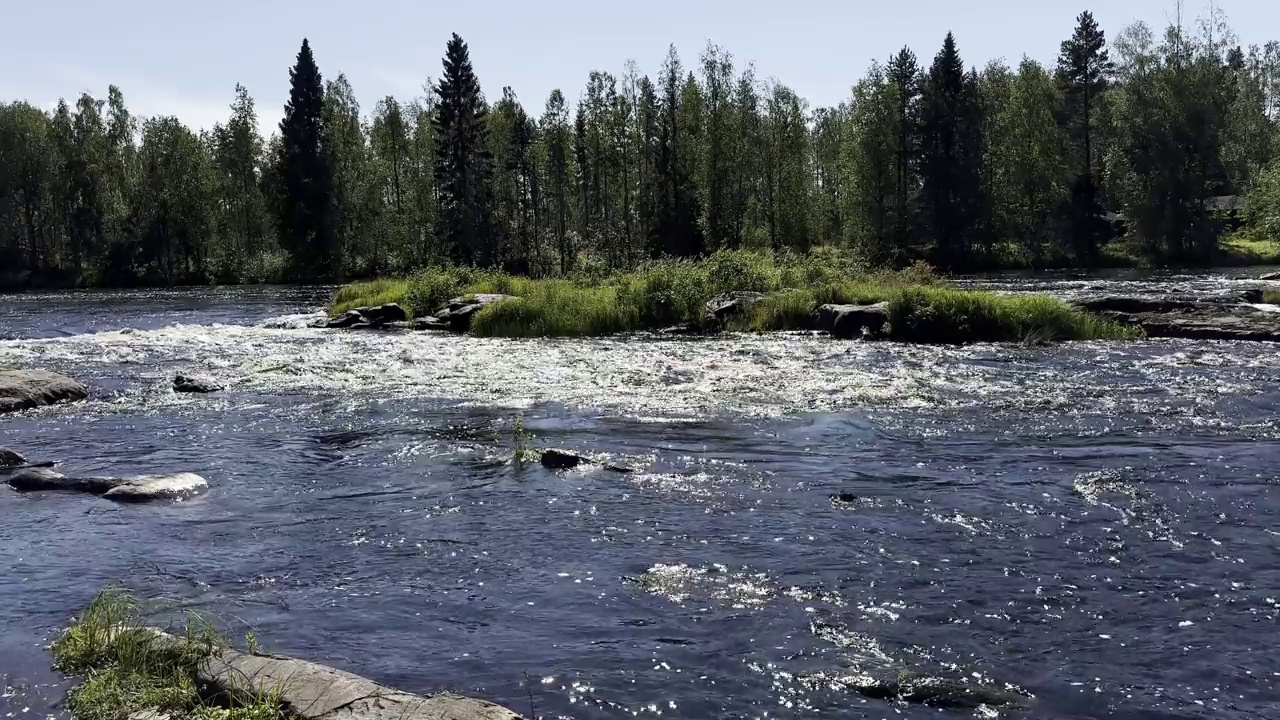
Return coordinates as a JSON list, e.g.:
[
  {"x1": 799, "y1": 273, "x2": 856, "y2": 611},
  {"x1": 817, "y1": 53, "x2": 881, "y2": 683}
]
[
  {"x1": 706, "y1": 249, "x2": 779, "y2": 293},
  {"x1": 471, "y1": 282, "x2": 635, "y2": 337}
]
